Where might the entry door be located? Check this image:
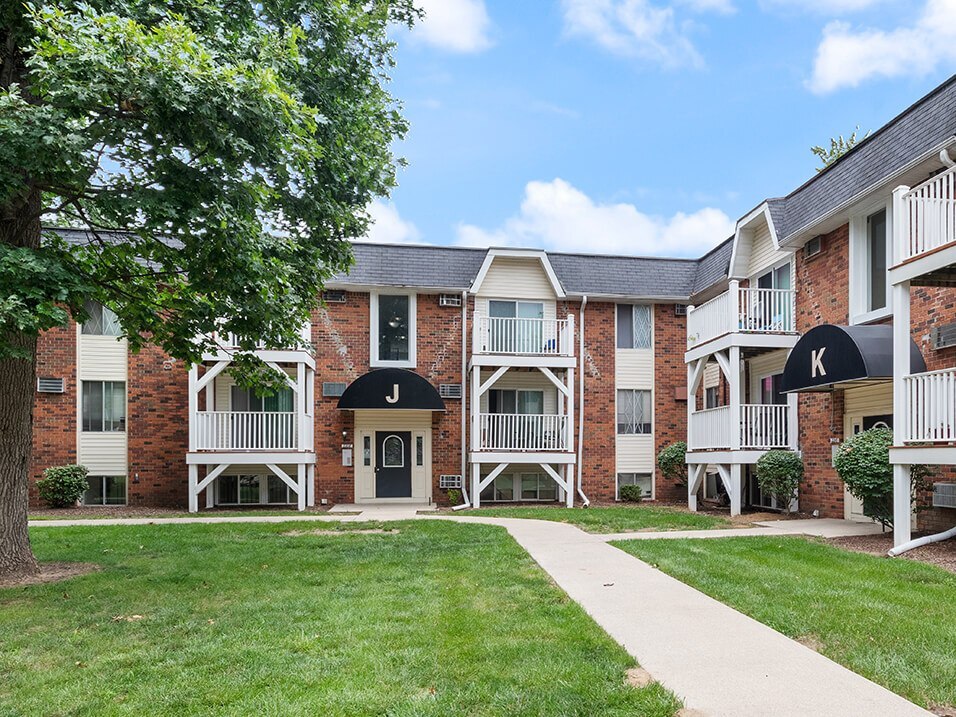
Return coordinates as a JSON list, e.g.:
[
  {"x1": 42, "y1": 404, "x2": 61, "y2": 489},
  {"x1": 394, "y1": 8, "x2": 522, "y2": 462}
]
[
  {"x1": 844, "y1": 416, "x2": 893, "y2": 522},
  {"x1": 375, "y1": 431, "x2": 412, "y2": 498}
]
